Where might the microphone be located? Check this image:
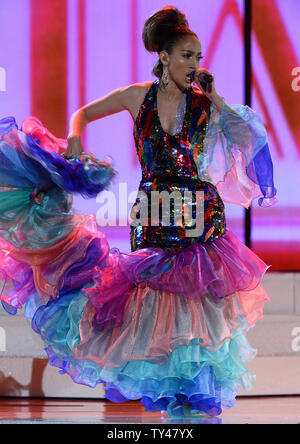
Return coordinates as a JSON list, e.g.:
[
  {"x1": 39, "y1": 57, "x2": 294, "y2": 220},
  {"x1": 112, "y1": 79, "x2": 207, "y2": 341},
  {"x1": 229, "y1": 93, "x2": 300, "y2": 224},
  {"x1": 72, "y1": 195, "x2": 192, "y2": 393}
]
[{"x1": 188, "y1": 70, "x2": 213, "y2": 83}]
